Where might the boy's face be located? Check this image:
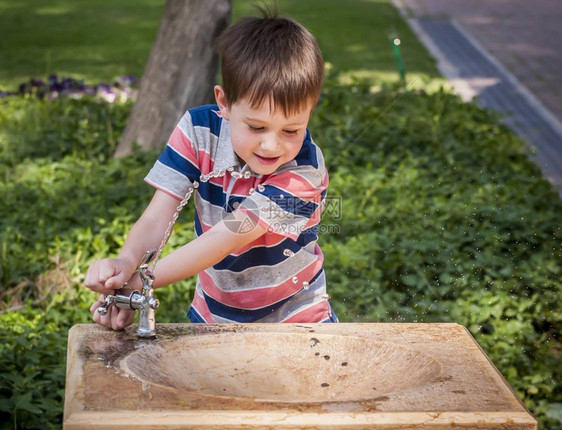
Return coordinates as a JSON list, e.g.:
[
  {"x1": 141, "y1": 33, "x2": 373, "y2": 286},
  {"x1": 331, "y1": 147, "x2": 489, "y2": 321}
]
[{"x1": 214, "y1": 85, "x2": 313, "y2": 175}]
